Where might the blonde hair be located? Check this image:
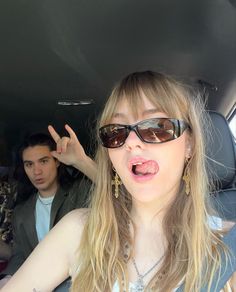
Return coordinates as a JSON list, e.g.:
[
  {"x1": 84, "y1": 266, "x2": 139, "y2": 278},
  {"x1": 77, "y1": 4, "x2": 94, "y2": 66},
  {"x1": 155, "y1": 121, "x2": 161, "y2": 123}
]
[{"x1": 71, "y1": 71, "x2": 227, "y2": 292}]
